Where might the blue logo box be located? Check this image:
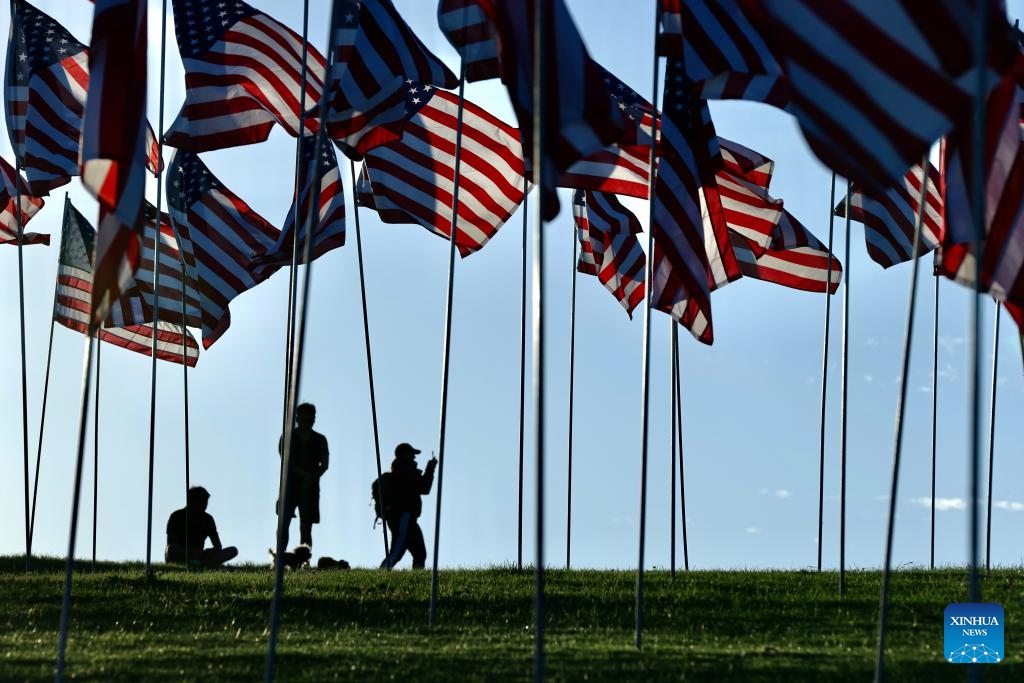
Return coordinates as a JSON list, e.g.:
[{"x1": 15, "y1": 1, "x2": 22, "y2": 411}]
[{"x1": 944, "y1": 603, "x2": 1004, "y2": 664}]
